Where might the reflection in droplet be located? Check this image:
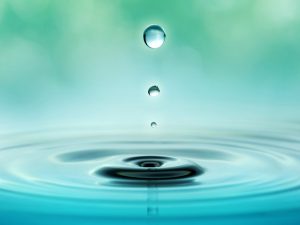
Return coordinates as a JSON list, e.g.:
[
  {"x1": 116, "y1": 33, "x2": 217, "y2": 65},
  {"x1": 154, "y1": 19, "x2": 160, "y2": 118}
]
[
  {"x1": 148, "y1": 85, "x2": 160, "y2": 97},
  {"x1": 151, "y1": 122, "x2": 157, "y2": 128},
  {"x1": 143, "y1": 25, "x2": 166, "y2": 49}
]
